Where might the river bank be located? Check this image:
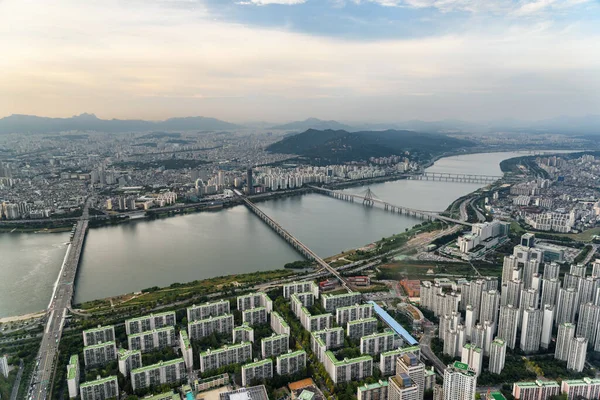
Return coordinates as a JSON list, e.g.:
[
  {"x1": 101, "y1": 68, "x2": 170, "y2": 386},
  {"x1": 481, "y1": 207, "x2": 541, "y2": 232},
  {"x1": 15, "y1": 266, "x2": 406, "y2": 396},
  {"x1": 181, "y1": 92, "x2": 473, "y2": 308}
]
[{"x1": 0, "y1": 151, "x2": 536, "y2": 317}]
